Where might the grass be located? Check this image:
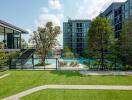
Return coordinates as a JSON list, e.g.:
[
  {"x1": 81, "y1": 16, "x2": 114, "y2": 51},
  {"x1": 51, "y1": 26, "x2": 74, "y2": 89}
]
[
  {"x1": 0, "y1": 70, "x2": 132, "y2": 99},
  {"x1": 22, "y1": 89, "x2": 132, "y2": 100},
  {"x1": 0, "y1": 70, "x2": 8, "y2": 76}
]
